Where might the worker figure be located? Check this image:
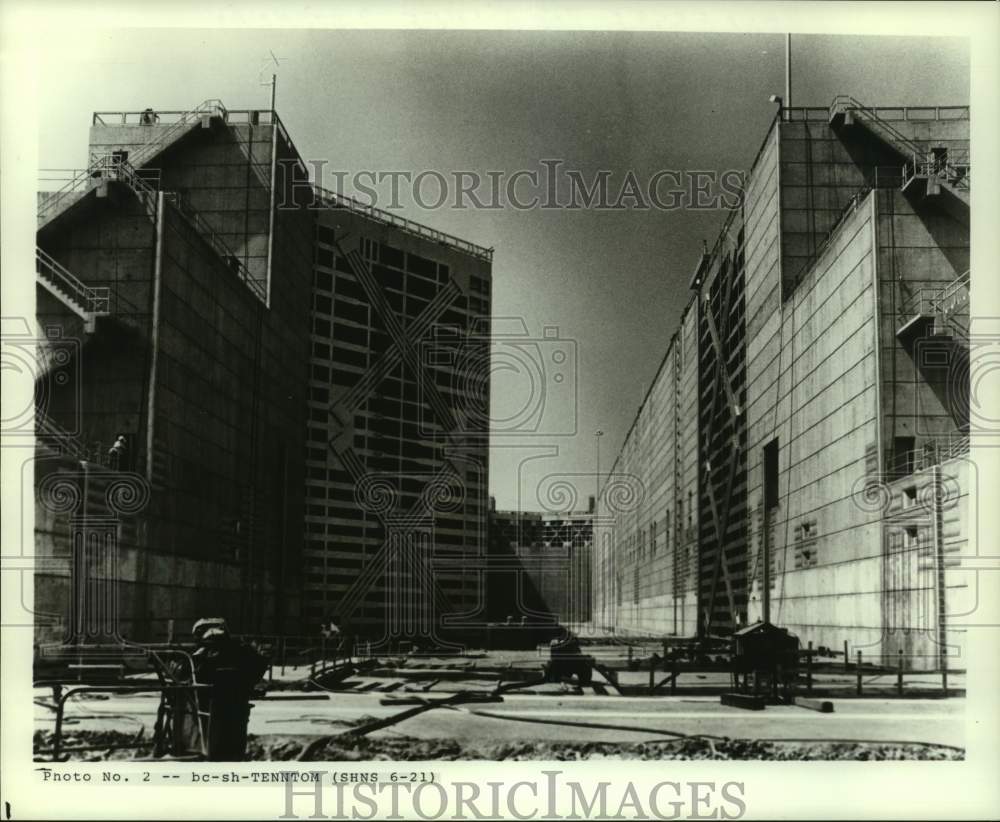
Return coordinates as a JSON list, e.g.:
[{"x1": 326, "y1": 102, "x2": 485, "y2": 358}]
[
  {"x1": 335, "y1": 615, "x2": 355, "y2": 661},
  {"x1": 188, "y1": 618, "x2": 267, "y2": 760},
  {"x1": 320, "y1": 620, "x2": 340, "y2": 641},
  {"x1": 140, "y1": 108, "x2": 159, "y2": 125},
  {"x1": 107, "y1": 434, "x2": 128, "y2": 470},
  {"x1": 545, "y1": 627, "x2": 593, "y2": 686}
]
